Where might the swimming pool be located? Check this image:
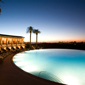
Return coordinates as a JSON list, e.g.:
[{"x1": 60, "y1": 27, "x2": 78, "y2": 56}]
[{"x1": 13, "y1": 49, "x2": 85, "y2": 85}]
